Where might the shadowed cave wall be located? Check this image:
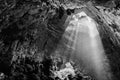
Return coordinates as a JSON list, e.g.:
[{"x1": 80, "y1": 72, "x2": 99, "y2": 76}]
[{"x1": 0, "y1": 0, "x2": 120, "y2": 80}]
